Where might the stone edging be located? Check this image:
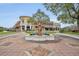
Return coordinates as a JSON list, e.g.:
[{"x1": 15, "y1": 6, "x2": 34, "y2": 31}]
[{"x1": 0, "y1": 33, "x2": 17, "y2": 39}]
